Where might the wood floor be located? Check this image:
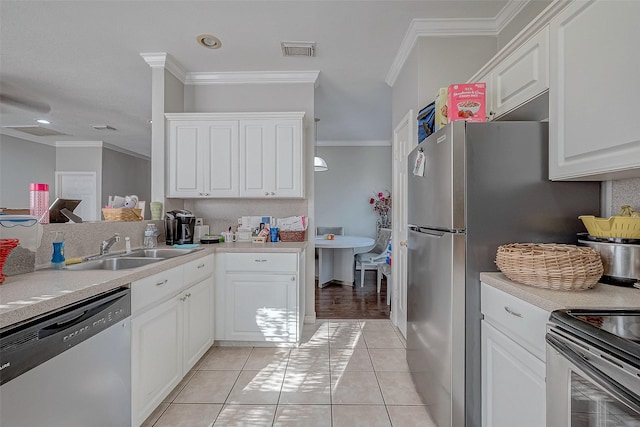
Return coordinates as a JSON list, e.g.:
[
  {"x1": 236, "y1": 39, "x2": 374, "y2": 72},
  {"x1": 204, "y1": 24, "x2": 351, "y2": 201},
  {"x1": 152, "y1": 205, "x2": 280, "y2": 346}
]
[{"x1": 315, "y1": 270, "x2": 390, "y2": 319}]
